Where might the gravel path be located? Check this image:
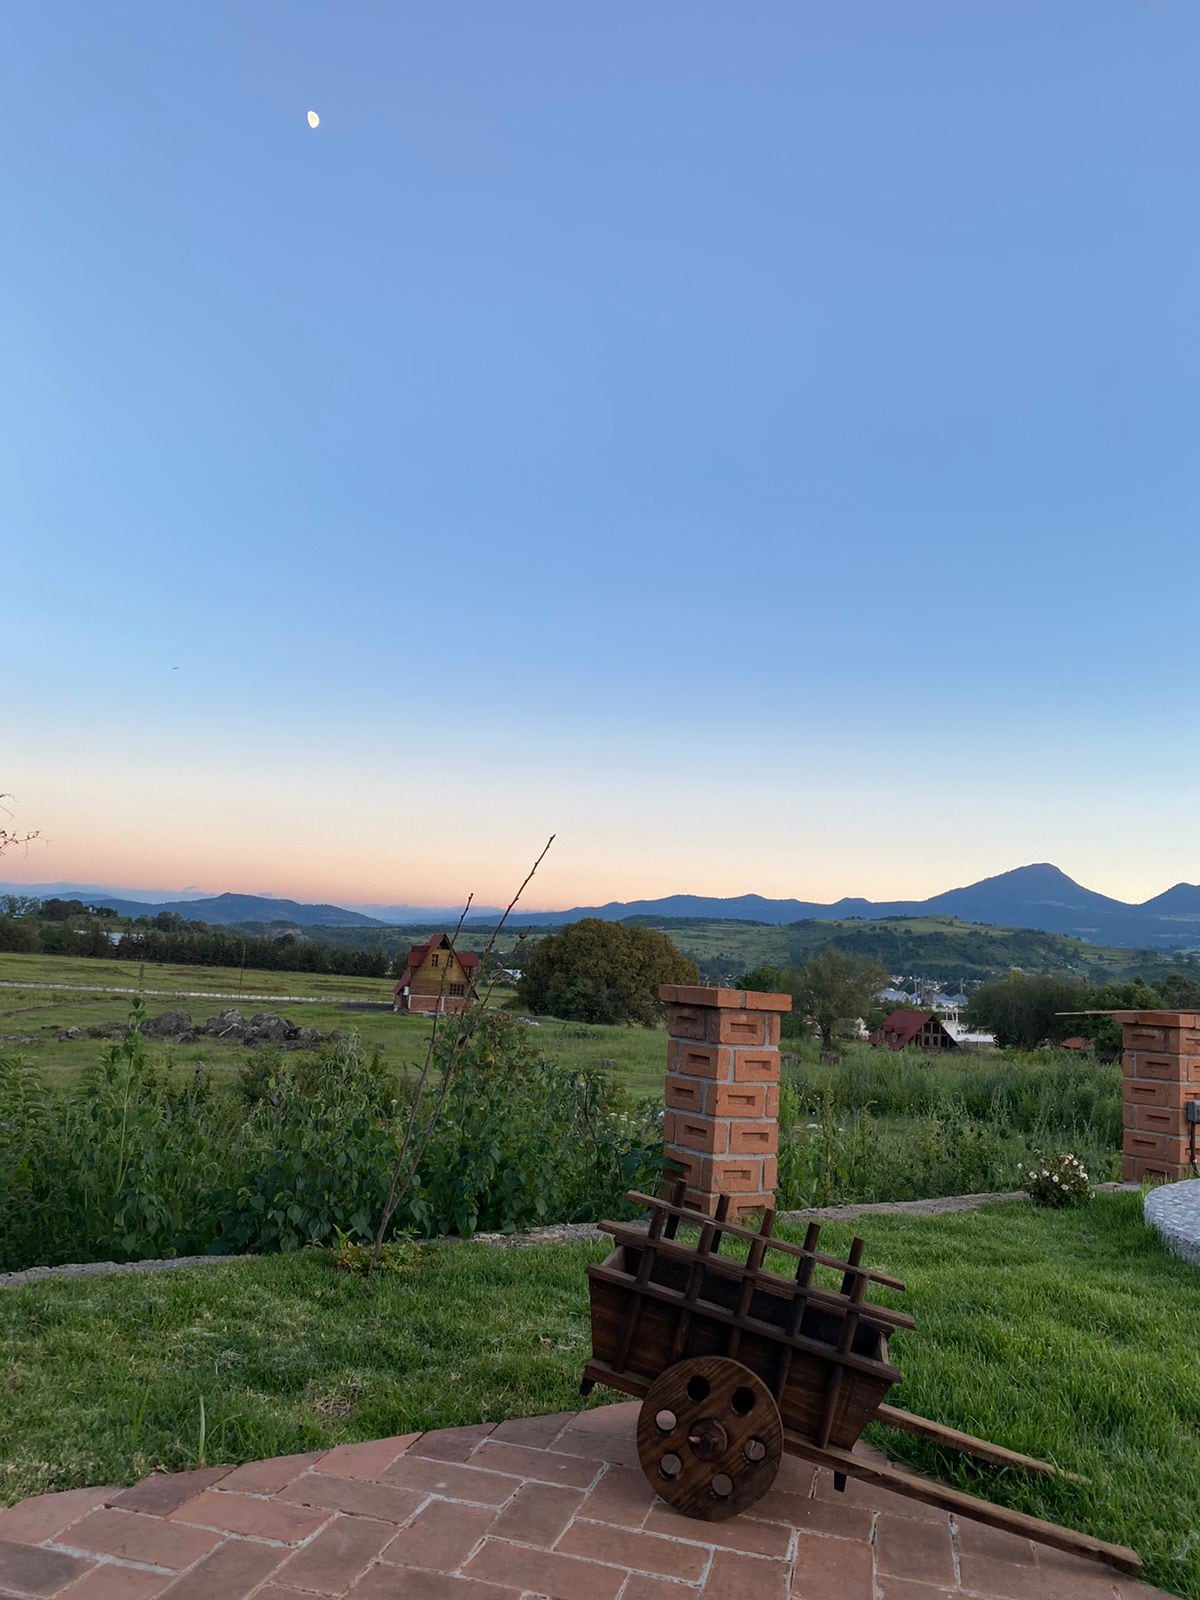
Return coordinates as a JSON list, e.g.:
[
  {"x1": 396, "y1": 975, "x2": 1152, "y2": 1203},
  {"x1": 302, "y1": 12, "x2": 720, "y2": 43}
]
[{"x1": 0, "y1": 980, "x2": 389, "y2": 1008}]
